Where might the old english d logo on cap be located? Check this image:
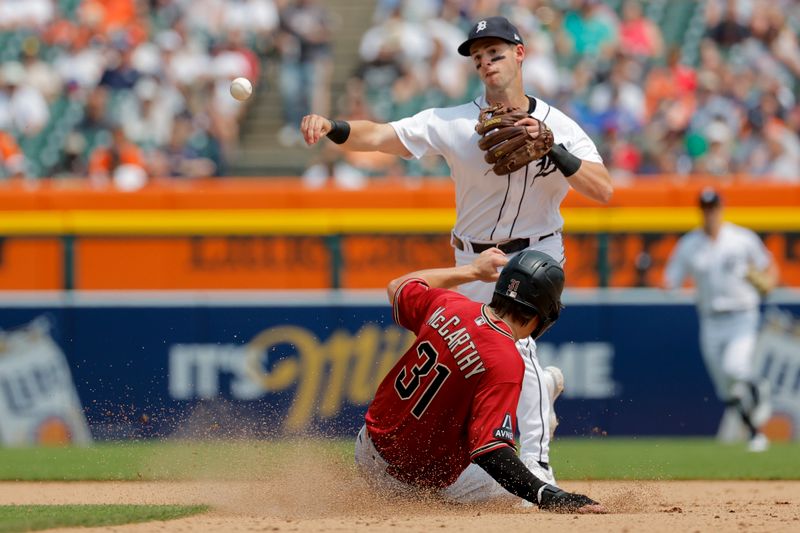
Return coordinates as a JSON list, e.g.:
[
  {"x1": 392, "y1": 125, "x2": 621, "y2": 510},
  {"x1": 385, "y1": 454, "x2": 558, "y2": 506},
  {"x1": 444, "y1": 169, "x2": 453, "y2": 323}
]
[{"x1": 457, "y1": 16, "x2": 524, "y2": 56}]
